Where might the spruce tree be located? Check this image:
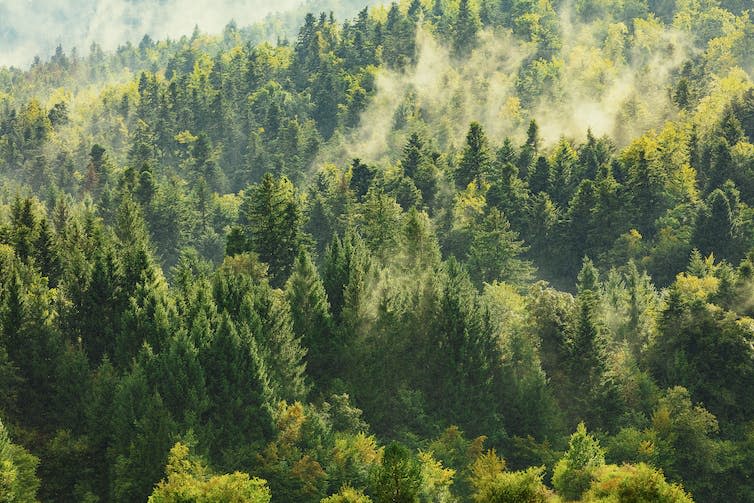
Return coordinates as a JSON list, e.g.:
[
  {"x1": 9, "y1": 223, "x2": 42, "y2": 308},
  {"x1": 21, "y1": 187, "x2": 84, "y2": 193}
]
[
  {"x1": 242, "y1": 283, "x2": 309, "y2": 401},
  {"x1": 237, "y1": 173, "x2": 303, "y2": 287},
  {"x1": 529, "y1": 155, "x2": 552, "y2": 195},
  {"x1": 468, "y1": 208, "x2": 534, "y2": 286},
  {"x1": 285, "y1": 251, "x2": 334, "y2": 388},
  {"x1": 201, "y1": 313, "x2": 274, "y2": 467},
  {"x1": 456, "y1": 122, "x2": 491, "y2": 188},
  {"x1": 453, "y1": 0, "x2": 480, "y2": 57}
]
